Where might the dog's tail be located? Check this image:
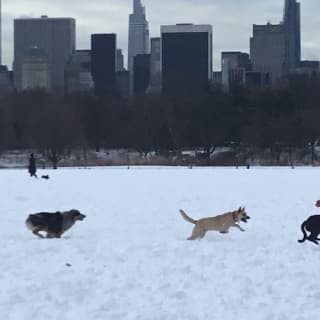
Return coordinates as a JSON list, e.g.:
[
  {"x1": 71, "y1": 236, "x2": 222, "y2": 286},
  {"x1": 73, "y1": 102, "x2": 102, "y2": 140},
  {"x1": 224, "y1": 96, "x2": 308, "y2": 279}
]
[
  {"x1": 25, "y1": 214, "x2": 45, "y2": 231},
  {"x1": 25, "y1": 214, "x2": 35, "y2": 231},
  {"x1": 298, "y1": 221, "x2": 308, "y2": 243},
  {"x1": 180, "y1": 209, "x2": 197, "y2": 224}
]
